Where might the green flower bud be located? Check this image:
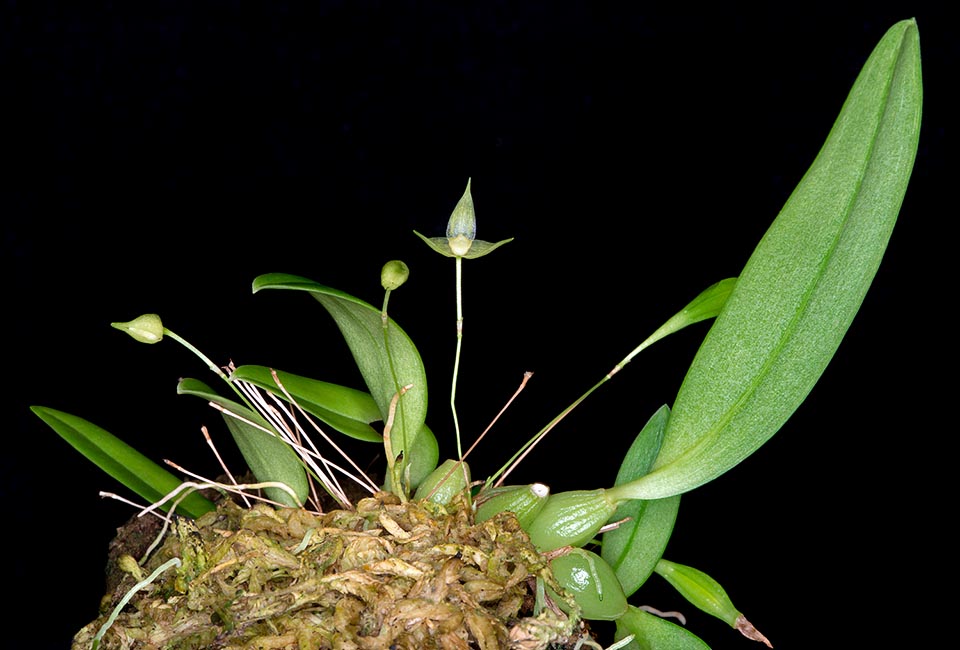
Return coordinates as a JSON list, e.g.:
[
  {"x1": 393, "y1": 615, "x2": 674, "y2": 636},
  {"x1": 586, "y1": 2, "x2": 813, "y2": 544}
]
[
  {"x1": 380, "y1": 260, "x2": 410, "y2": 291},
  {"x1": 413, "y1": 458, "x2": 471, "y2": 505},
  {"x1": 654, "y1": 558, "x2": 772, "y2": 646},
  {"x1": 111, "y1": 313, "x2": 164, "y2": 344},
  {"x1": 474, "y1": 483, "x2": 550, "y2": 528},
  {"x1": 413, "y1": 178, "x2": 513, "y2": 259},
  {"x1": 446, "y1": 178, "x2": 477, "y2": 256},
  {"x1": 547, "y1": 548, "x2": 628, "y2": 621},
  {"x1": 526, "y1": 489, "x2": 619, "y2": 552},
  {"x1": 655, "y1": 559, "x2": 739, "y2": 624}
]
